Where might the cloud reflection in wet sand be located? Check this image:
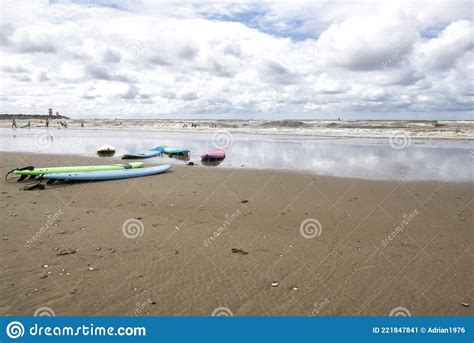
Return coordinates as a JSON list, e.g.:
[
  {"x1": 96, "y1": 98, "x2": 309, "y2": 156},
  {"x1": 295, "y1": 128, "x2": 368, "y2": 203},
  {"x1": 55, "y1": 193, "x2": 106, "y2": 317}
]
[{"x1": 1, "y1": 128, "x2": 471, "y2": 181}]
